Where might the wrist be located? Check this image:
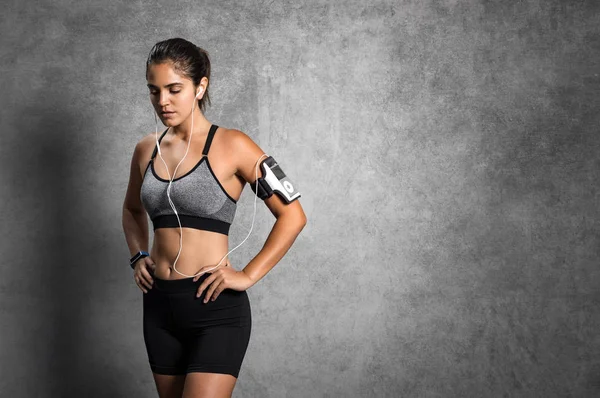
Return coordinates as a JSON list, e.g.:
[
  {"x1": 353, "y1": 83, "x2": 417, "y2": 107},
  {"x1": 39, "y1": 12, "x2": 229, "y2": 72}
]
[
  {"x1": 129, "y1": 250, "x2": 149, "y2": 269},
  {"x1": 241, "y1": 268, "x2": 258, "y2": 288}
]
